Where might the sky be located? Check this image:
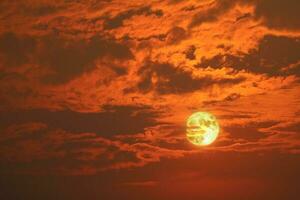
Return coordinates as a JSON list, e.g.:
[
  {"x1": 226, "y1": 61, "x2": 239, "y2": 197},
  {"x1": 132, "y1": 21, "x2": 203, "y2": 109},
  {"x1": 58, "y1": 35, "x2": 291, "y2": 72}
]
[{"x1": 0, "y1": 0, "x2": 300, "y2": 199}]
